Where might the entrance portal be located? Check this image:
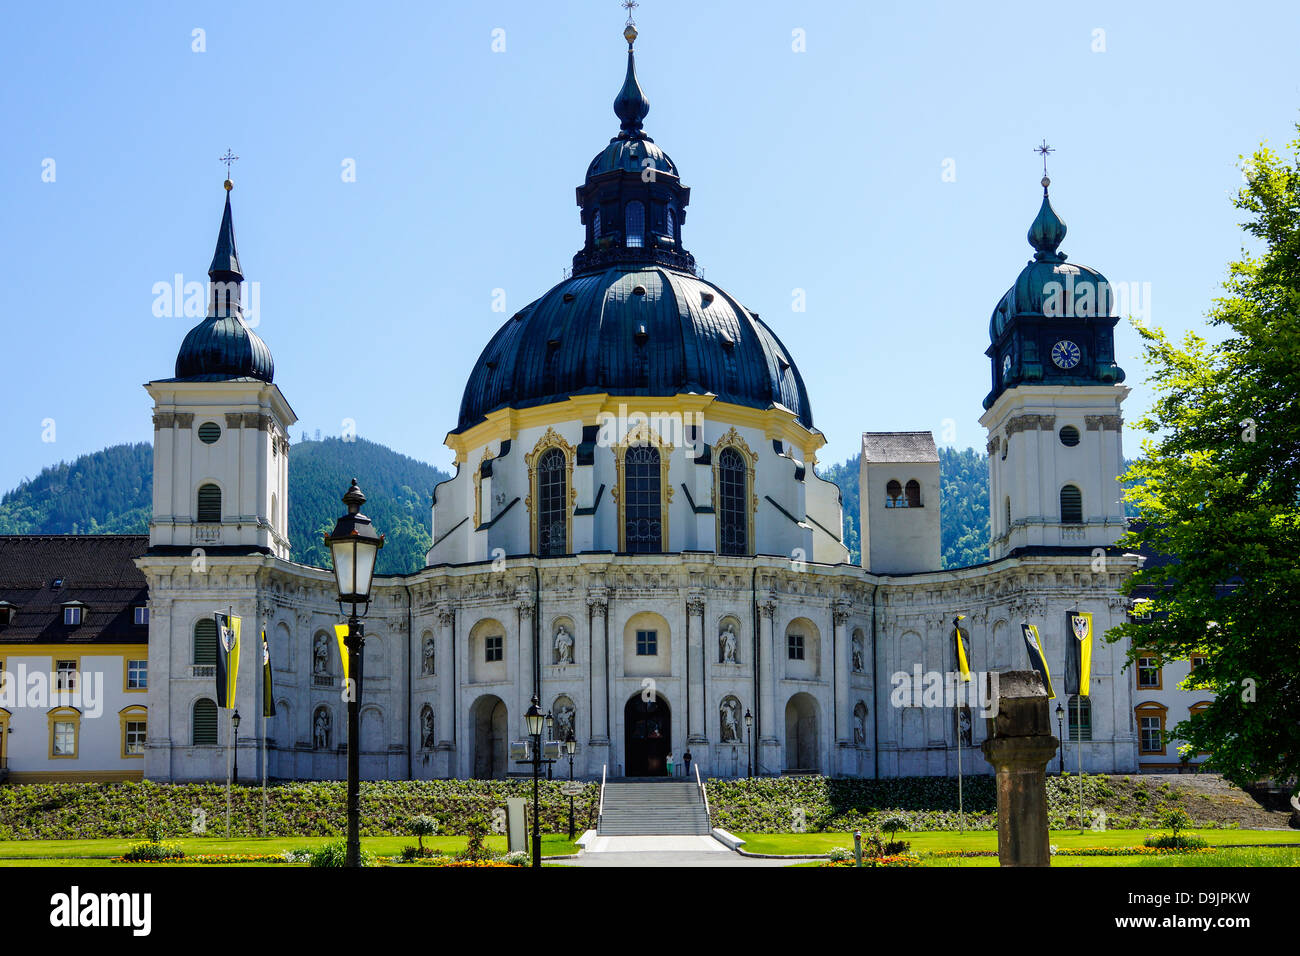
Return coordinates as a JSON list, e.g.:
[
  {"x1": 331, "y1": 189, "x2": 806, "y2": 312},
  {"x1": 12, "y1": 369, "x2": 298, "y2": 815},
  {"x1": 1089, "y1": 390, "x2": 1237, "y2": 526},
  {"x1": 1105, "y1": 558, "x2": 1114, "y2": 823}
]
[
  {"x1": 471, "y1": 695, "x2": 507, "y2": 779},
  {"x1": 624, "y1": 694, "x2": 671, "y2": 776}
]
